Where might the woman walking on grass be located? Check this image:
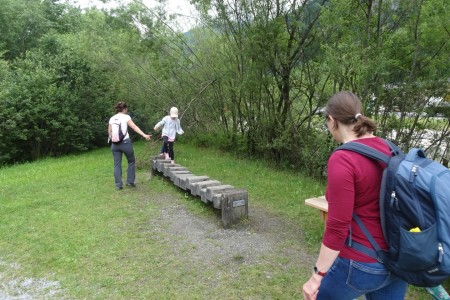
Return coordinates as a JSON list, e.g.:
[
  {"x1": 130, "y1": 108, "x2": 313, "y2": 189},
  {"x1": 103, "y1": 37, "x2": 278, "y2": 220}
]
[
  {"x1": 302, "y1": 91, "x2": 407, "y2": 299},
  {"x1": 108, "y1": 101, "x2": 151, "y2": 190}
]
